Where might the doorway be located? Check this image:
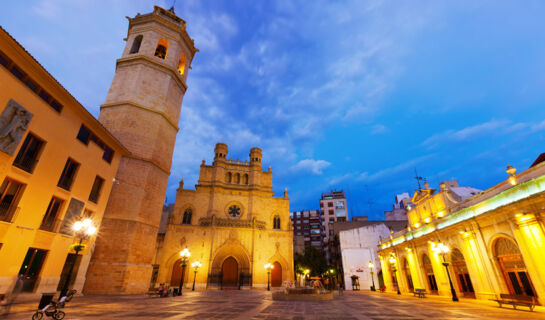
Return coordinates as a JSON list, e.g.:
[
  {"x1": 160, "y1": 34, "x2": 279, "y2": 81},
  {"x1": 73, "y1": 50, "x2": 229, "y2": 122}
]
[
  {"x1": 422, "y1": 254, "x2": 438, "y2": 294},
  {"x1": 222, "y1": 257, "x2": 239, "y2": 289},
  {"x1": 271, "y1": 262, "x2": 282, "y2": 287},
  {"x1": 403, "y1": 258, "x2": 414, "y2": 292},
  {"x1": 451, "y1": 248, "x2": 474, "y2": 298},
  {"x1": 494, "y1": 237, "x2": 537, "y2": 297},
  {"x1": 18, "y1": 248, "x2": 48, "y2": 292}
]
